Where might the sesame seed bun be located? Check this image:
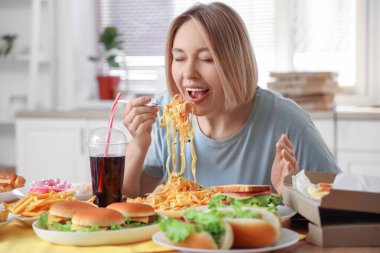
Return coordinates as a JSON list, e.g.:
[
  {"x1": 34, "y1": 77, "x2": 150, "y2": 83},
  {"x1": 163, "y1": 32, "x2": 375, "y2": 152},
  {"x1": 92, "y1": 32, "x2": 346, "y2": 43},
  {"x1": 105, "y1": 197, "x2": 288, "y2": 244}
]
[
  {"x1": 107, "y1": 202, "x2": 155, "y2": 217},
  {"x1": 72, "y1": 208, "x2": 124, "y2": 227}
]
